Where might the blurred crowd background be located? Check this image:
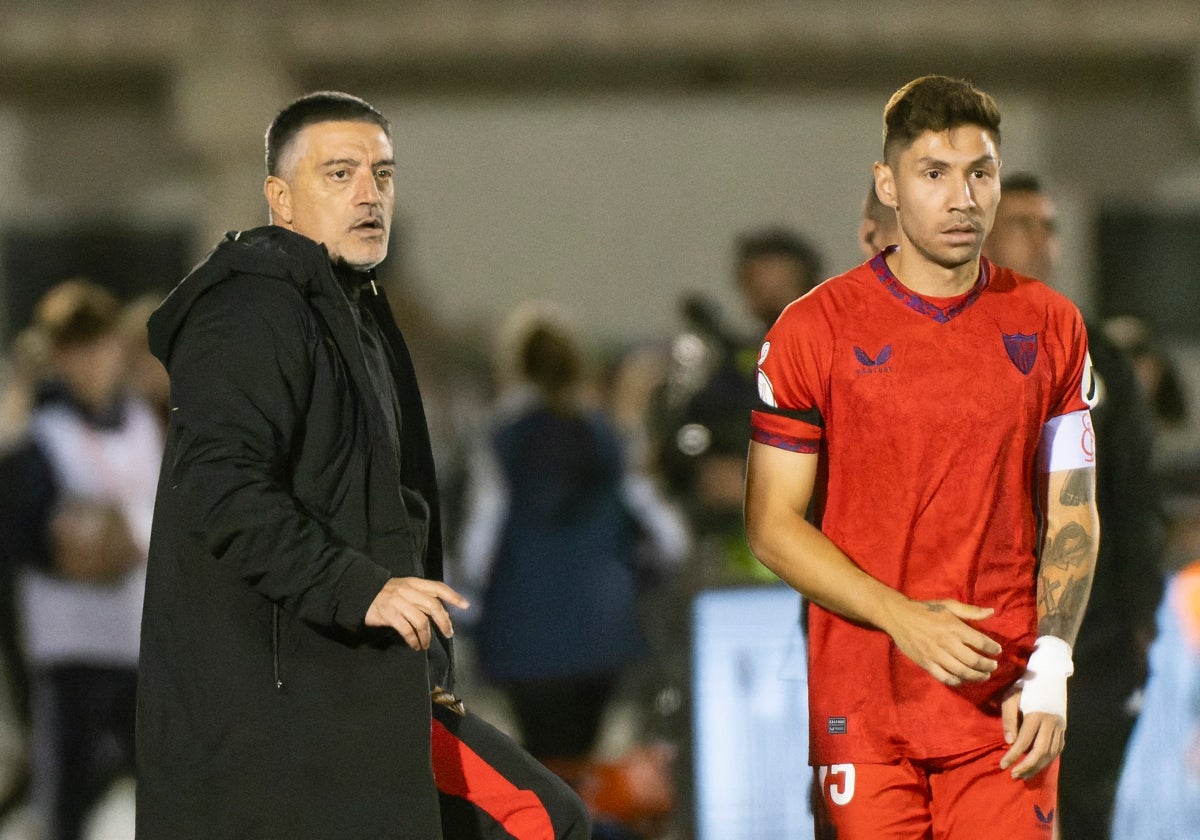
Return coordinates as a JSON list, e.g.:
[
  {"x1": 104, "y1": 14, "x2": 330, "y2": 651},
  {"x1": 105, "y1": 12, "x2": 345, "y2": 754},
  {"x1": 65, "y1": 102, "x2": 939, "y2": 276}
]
[{"x1": 1, "y1": 2, "x2": 1199, "y2": 839}]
